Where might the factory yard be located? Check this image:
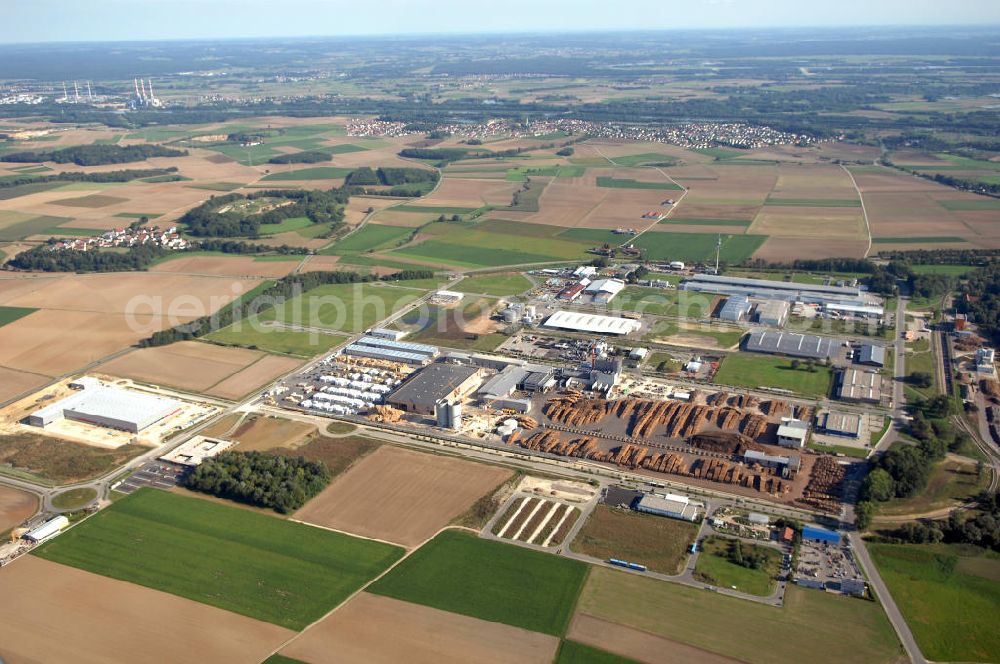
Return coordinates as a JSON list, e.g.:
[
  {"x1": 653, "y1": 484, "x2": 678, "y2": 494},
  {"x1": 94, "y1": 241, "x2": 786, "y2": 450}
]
[
  {"x1": 295, "y1": 445, "x2": 513, "y2": 547},
  {"x1": 0, "y1": 556, "x2": 295, "y2": 664},
  {"x1": 280, "y1": 592, "x2": 560, "y2": 664}
]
